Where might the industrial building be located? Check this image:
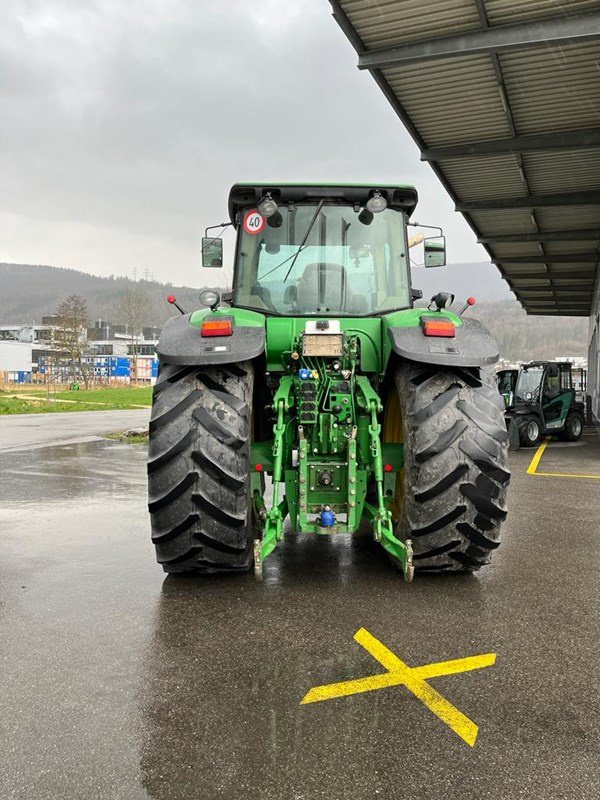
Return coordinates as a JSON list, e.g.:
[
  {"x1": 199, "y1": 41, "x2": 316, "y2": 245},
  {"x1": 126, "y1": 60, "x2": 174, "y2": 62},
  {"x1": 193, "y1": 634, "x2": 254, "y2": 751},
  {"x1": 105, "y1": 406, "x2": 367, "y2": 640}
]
[{"x1": 0, "y1": 317, "x2": 159, "y2": 384}]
